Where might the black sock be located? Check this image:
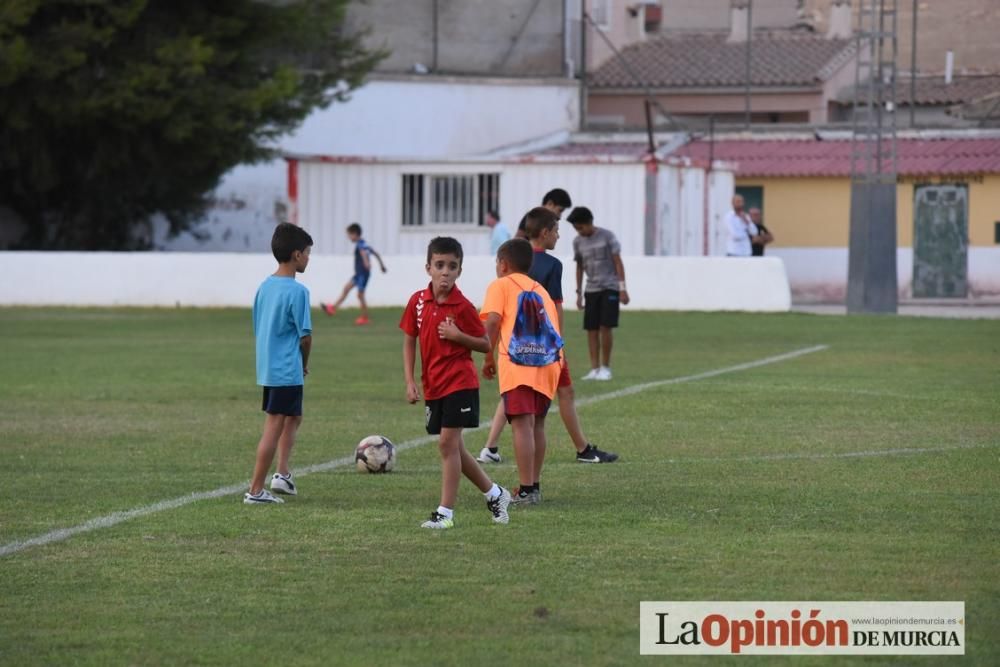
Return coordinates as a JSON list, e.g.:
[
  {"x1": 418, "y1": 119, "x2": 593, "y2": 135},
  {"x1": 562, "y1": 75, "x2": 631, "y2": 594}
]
[{"x1": 488, "y1": 447, "x2": 498, "y2": 454}]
